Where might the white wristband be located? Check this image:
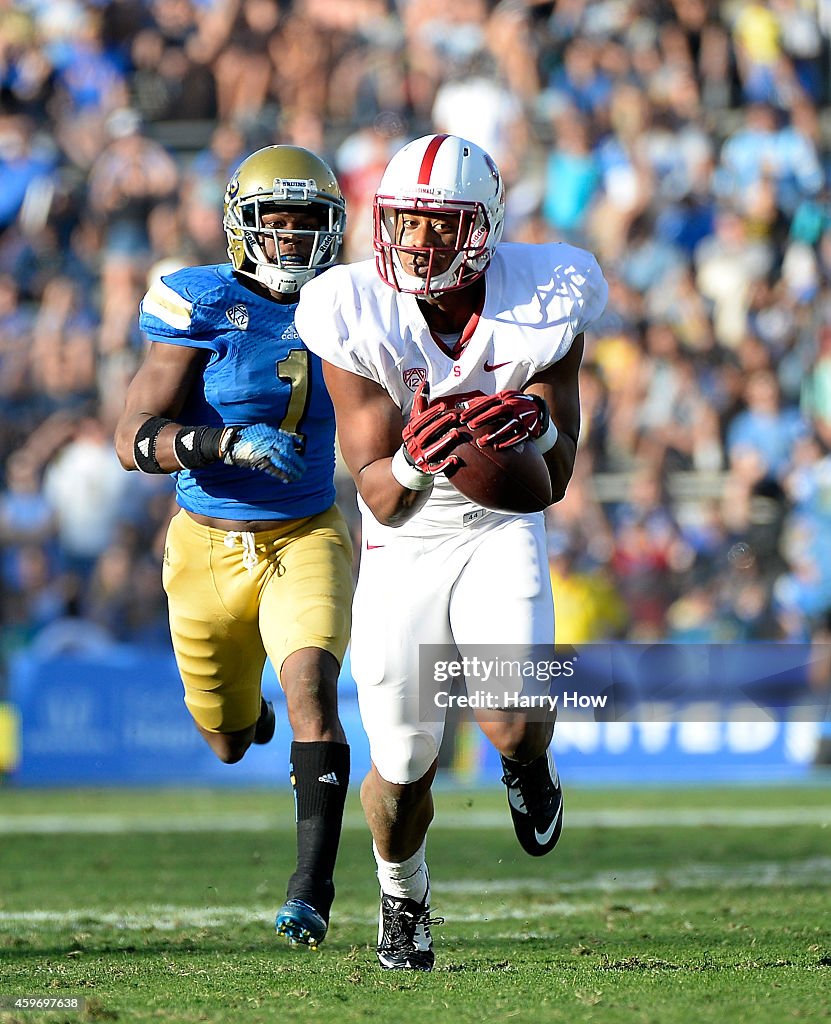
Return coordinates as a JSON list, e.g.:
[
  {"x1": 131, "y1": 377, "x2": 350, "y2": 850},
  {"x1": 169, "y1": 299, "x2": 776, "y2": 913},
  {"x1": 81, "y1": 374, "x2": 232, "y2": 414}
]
[
  {"x1": 391, "y1": 446, "x2": 434, "y2": 490},
  {"x1": 533, "y1": 419, "x2": 559, "y2": 454}
]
